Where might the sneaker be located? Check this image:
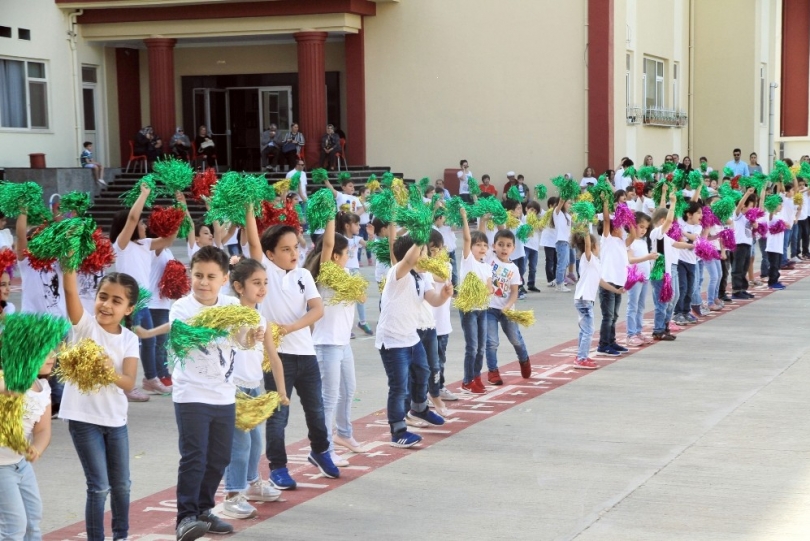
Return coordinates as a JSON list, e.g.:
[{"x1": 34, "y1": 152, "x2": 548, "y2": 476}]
[
  {"x1": 472, "y1": 375, "x2": 487, "y2": 393},
  {"x1": 245, "y1": 479, "x2": 280, "y2": 502},
  {"x1": 333, "y1": 434, "x2": 365, "y2": 453},
  {"x1": 708, "y1": 303, "x2": 723, "y2": 311},
  {"x1": 596, "y1": 345, "x2": 620, "y2": 356},
  {"x1": 439, "y1": 387, "x2": 459, "y2": 401},
  {"x1": 391, "y1": 430, "x2": 422, "y2": 448},
  {"x1": 527, "y1": 286, "x2": 541, "y2": 292},
  {"x1": 159, "y1": 375, "x2": 173, "y2": 388},
  {"x1": 769, "y1": 282, "x2": 786, "y2": 290},
  {"x1": 198, "y1": 511, "x2": 233, "y2": 535},
  {"x1": 329, "y1": 450, "x2": 349, "y2": 467},
  {"x1": 639, "y1": 334, "x2": 654, "y2": 344},
  {"x1": 564, "y1": 277, "x2": 576, "y2": 286},
  {"x1": 566, "y1": 272, "x2": 578, "y2": 283},
  {"x1": 487, "y1": 369, "x2": 503, "y2": 385},
  {"x1": 407, "y1": 408, "x2": 445, "y2": 426},
  {"x1": 547, "y1": 281, "x2": 556, "y2": 288},
  {"x1": 460, "y1": 381, "x2": 485, "y2": 395},
  {"x1": 176, "y1": 516, "x2": 209, "y2": 541},
  {"x1": 752, "y1": 279, "x2": 763, "y2": 286},
  {"x1": 720, "y1": 295, "x2": 733, "y2": 302},
  {"x1": 350, "y1": 332, "x2": 356, "y2": 339},
  {"x1": 742, "y1": 291, "x2": 755, "y2": 299},
  {"x1": 221, "y1": 494, "x2": 257, "y2": 519},
  {"x1": 405, "y1": 415, "x2": 428, "y2": 427},
  {"x1": 142, "y1": 377, "x2": 172, "y2": 395},
  {"x1": 125, "y1": 388, "x2": 150, "y2": 402},
  {"x1": 684, "y1": 314, "x2": 698, "y2": 324},
  {"x1": 626, "y1": 335, "x2": 644, "y2": 347},
  {"x1": 518, "y1": 290, "x2": 527, "y2": 300},
  {"x1": 731, "y1": 292, "x2": 748, "y2": 300},
  {"x1": 573, "y1": 358, "x2": 598, "y2": 370},
  {"x1": 269, "y1": 467, "x2": 297, "y2": 490},
  {"x1": 96, "y1": 178, "x2": 108, "y2": 187},
  {"x1": 610, "y1": 343, "x2": 628, "y2": 353},
  {"x1": 357, "y1": 322, "x2": 373, "y2": 335},
  {"x1": 519, "y1": 359, "x2": 532, "y2": 378},
  {"x1": 671, "y1": 314, "x2": 687, "y2": 326},
  {"x1": 556, "y1": 284, "x2": 572, "y2": 292},
  {"x1": 308, "y1": 450, "x2": 340, "y2": 479},
  {"x1": 653, "y1": 332, "x2": 676, "y2": 341}
]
